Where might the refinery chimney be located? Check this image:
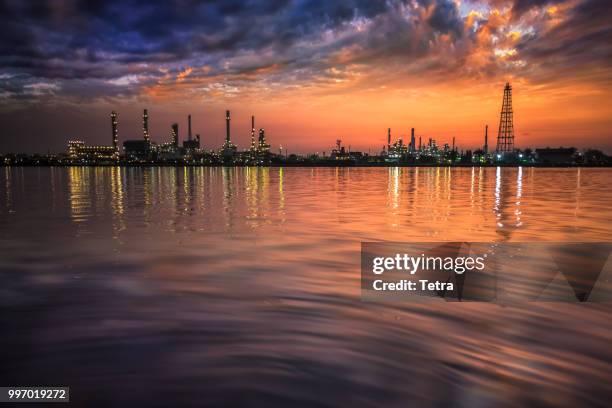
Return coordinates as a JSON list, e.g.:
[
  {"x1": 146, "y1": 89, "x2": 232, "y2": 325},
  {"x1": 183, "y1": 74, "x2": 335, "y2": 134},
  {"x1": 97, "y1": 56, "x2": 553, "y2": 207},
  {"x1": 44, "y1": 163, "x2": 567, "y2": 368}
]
[
  {"x1": 143, "y1": 109, "x2": 149, "y2": 142},
  {"x1": 226, "y1": 110, "x2": 231, "y2": 143},
  {"x1": 111, "y1": 111, "x2": 118, "y2": 154},
  {"x1": 171, "y1": 123, "x2": 179, "y2": 148},
  {"x1": 484, "y1": 125, "x2": 489, "y2": 154},
  {"x1": 251, "y1": 115, "x2": 255, "y2": 149},
  {"x1": 410, "y1": 128, "x2": 415, "y2": 153},
  {"x1": 387, "y1": 128, "x2": 391, "y2": 151}
]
